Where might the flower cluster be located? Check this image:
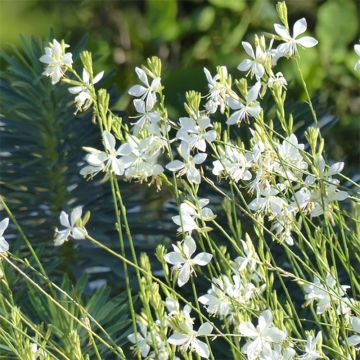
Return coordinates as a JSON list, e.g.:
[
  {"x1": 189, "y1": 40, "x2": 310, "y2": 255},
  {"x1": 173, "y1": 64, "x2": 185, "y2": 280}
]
[{"x1": 40, "y1": 1, "x2": 360, "y2": 359}]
